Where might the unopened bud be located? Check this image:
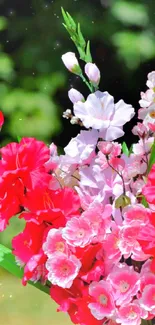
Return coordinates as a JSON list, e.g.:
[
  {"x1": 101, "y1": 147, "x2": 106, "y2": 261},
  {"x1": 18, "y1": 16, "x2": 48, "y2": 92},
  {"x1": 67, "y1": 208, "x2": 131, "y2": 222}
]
[
  {"x1": 63, "y1": 109, "x2": 72, "y2": 119},
  {"x1": 115, "y1": 194, "x2": 131, "y2": 209},
  {"x1": 68, "y1": 88, "x2": 84, "y2": 104},
  {"x1": 85, "y1": 63, "x2": 100, "y2": 85},
  {"x1": 70, "y1": 116, "x2": 79, "y2": 125},
  {"x1": 62, "y1": 52, "x2": 81, "y2": 75}
]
